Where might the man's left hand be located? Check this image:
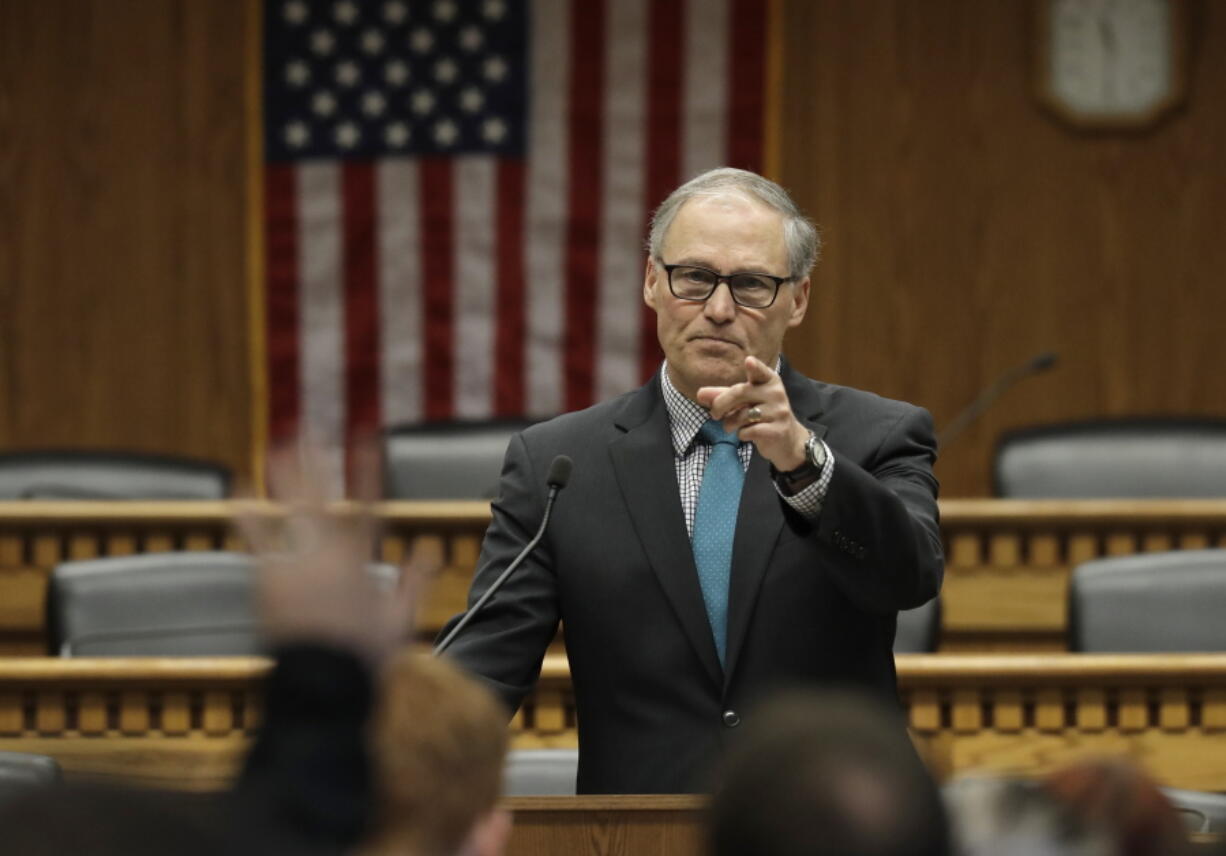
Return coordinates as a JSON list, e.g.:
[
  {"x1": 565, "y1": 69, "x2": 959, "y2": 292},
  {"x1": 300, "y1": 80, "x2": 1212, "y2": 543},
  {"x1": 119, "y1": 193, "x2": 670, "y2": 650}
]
[{"x1": 696, "y1": 355, "x2": 809, "y2": 471}]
